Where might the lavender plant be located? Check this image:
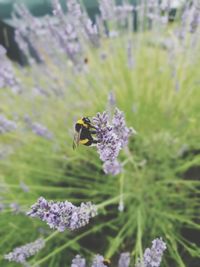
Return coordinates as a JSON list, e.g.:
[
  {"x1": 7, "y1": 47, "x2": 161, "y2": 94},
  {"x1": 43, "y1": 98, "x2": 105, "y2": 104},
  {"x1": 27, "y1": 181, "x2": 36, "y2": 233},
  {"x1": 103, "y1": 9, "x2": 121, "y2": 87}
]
[
  {"x1": 0, "y1": 0, "x2": 200, "y2": 266},
  {"x1": 4, "y1": 238, "x2": 45, "y2": 266}
]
